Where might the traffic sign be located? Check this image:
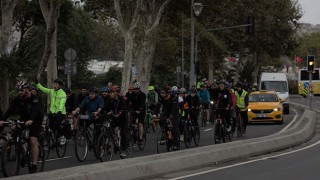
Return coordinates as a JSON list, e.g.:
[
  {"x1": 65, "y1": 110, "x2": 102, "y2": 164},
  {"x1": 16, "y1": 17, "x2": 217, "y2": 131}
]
[
  {"x1": 64, "y1": 48, "x2": 77, "y2": 61},
  {"x1": 64, "y1": 61, "x2": 77, "y2": 75},
  {"x1": 309, "y1": 84, "x2": 314, "y2": 91}
]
